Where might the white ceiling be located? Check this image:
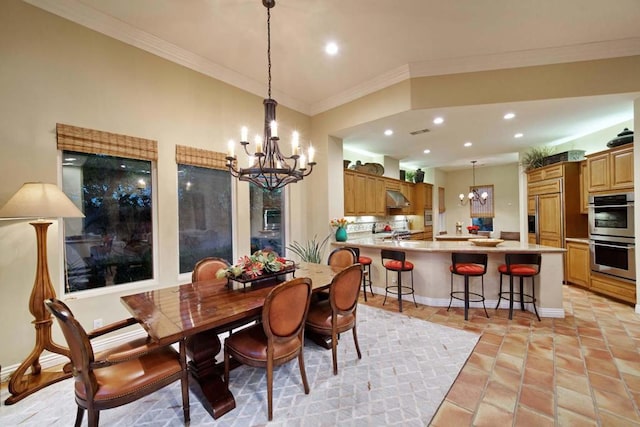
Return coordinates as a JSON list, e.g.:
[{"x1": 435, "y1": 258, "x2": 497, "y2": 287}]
[{"x1": 26, "y1": 0, "x2": 640, "y2": 170}]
